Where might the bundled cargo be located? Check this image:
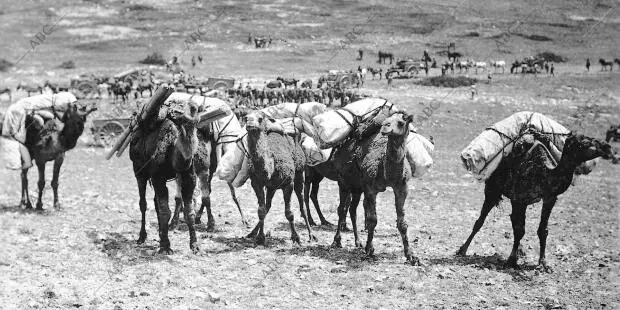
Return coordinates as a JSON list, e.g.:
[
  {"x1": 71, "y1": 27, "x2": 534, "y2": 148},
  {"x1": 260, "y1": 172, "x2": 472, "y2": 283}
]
[
  {"x1": 215, "y1": 132, "x2": 248, "y2": 184},
  {"x1": 312, "y1": 98, "x2": 395, "y2": 149},
  {"x1": 260, "y1": 102, "x2": 327, "y2": 124},
  {"x1": 406, "y1": 132, "x2": 435, "y2": 177},
  {"x1": 460, "y1": 111, "x2": 570, "y2": 181},
  {"x1": 300, "y1": 134, "x2": 333, "y2": 166},
  {"x1": 165, "y1": 92, "x2": 228, "y2": 109}
]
